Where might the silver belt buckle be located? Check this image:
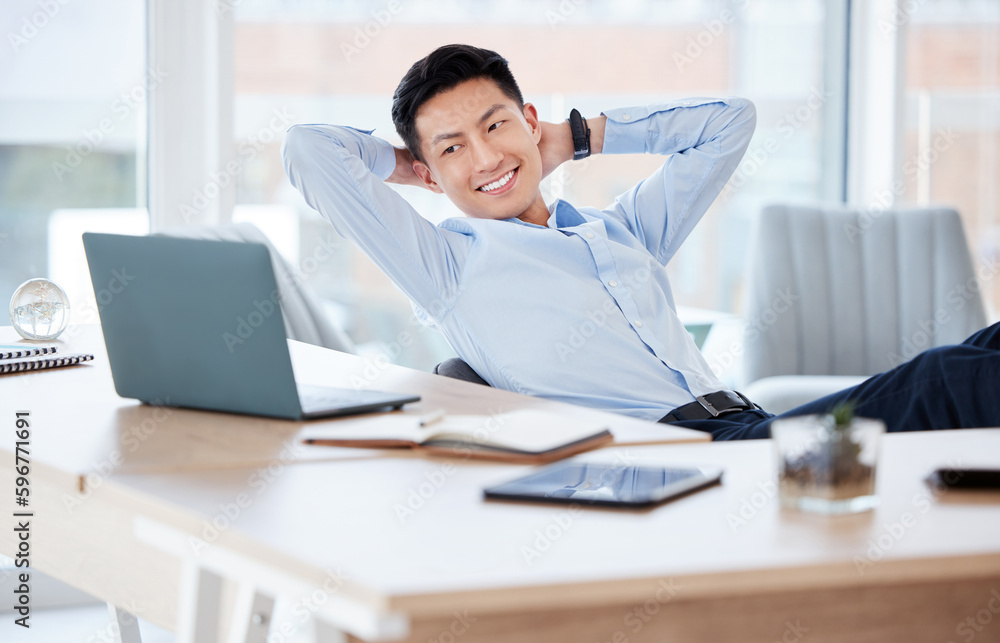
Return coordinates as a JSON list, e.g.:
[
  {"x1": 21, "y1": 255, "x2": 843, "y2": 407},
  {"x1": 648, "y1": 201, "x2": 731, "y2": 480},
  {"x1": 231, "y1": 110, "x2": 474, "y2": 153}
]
[{"x1": 695, "y1": 394, "x2": 722, "y2": 417}]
